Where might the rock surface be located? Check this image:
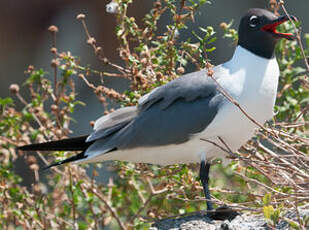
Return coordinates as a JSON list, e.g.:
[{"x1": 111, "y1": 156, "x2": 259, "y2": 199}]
[{"x1": 150, "y1": 206, "x2": 309, "y2": 230}]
